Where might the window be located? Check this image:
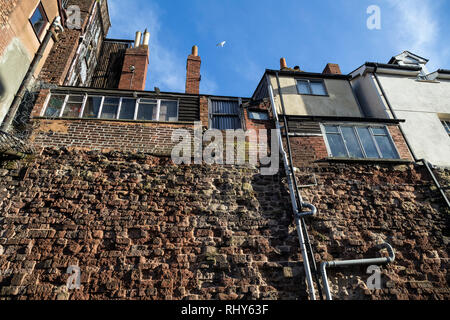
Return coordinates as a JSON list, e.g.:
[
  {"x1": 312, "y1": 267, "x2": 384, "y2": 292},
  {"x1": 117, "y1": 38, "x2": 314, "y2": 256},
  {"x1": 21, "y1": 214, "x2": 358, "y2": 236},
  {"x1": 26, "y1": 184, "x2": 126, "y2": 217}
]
[
  {"x1": 43, "y1": 95, "x2": 66, "y2": 117},
  {"x1": 297, "y1": 79, "x2": 327, "y2": 96},
  {"x1": 62, "y1": 95, "x2": 84, "y2": 118},
  {"x1": 210, "y1": 100, "x2": 241, "y2": 130},
  {"x1": 248, "y1": 110, "x2": 269, "y2": 120},
  {"x1": 324, "y1": 125, "x2": 400, "y2": 159},
  {"x1": 43, "y1": 93, "x2": 179, "y2": 122},
  {"x1": 159, "y1": 101, "x2": 178, "y2": 122},
  {"x1": 30, "y1": 3, "x2": 48, "y2": 38},
  {"x1": 442, "y1": 121, "x2": 450, "y2": 135},
  {"x1": 119, "y1": 98, "x2": 137, "y2": 120},
  {"x1": 82, "y1": 96, "x2": 102, "y2": 118},
  {"x1": 100, "y1": 97, "x2": 120, "y2": 119},
  {"x1": 137, "y1": 99, "x2": 157, "y2": 121}
]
